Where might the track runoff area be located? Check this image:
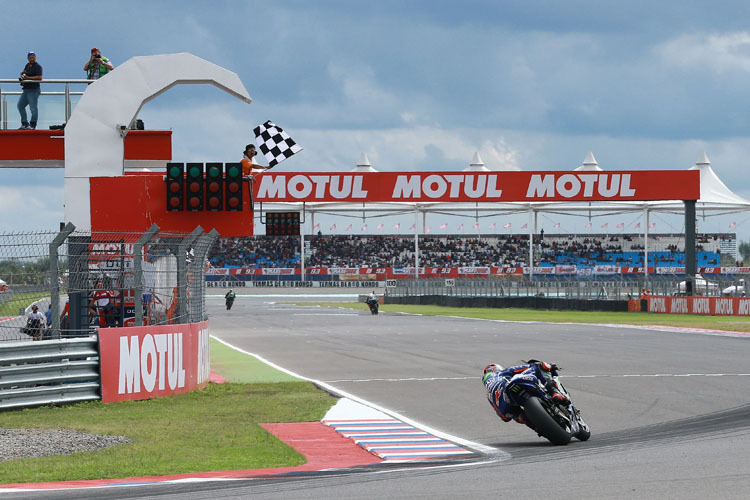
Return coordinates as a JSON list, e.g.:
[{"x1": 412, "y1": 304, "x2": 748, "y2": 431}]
[
  {"x1": 11, "y1": 290, "x2": 750, "y2": 498},
  {"x1": 189, "y1": 290, "x2": 750, "y2": 499}
]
